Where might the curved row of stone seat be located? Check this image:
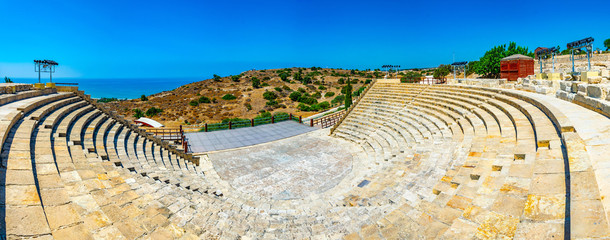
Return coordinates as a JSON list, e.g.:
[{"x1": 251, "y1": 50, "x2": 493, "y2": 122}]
[
  {"x1": 333, "y1": 82, "x2": 573, "y2": 239},
  {"x1": 0, "y1": 91, "x2": 223, "y2": 238}
]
